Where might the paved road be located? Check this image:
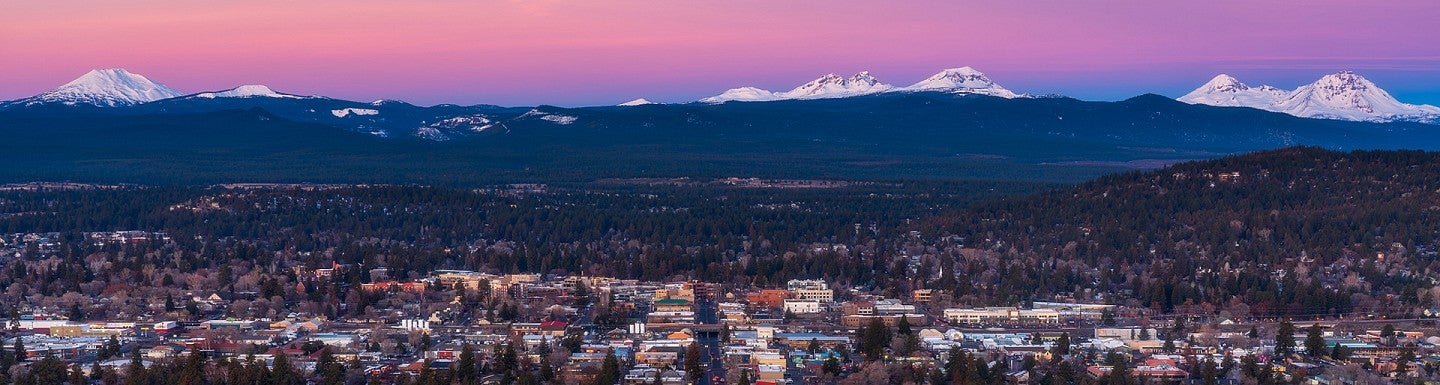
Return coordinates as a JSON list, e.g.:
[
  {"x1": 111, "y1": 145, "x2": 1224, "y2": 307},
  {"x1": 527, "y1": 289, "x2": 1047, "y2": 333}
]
[{"x1": 695, "y1": 298, "x2": 726, "y2": 385}]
